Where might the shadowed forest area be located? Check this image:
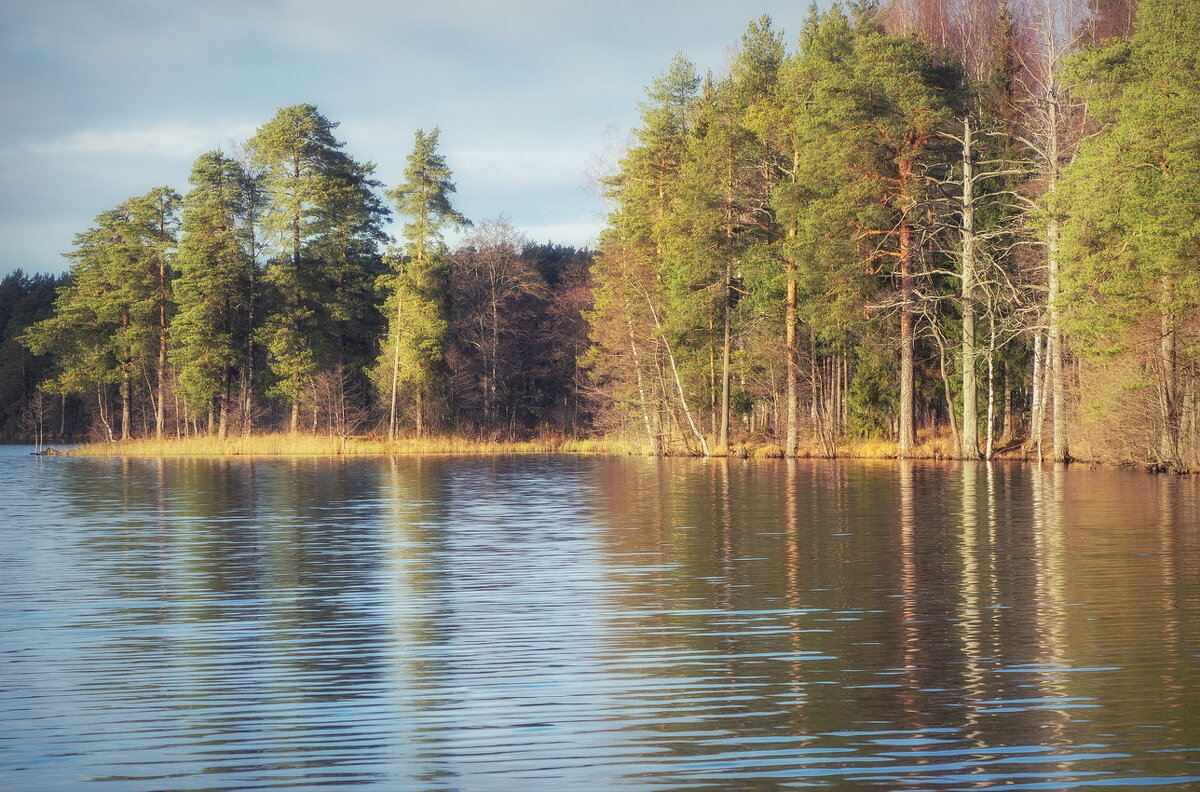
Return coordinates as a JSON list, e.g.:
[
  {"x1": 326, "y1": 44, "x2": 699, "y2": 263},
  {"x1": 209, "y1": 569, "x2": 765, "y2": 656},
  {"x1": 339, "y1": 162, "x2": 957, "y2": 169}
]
[{"x1": 7, "y1": 0, "x2": 1200, "y2": 469}]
